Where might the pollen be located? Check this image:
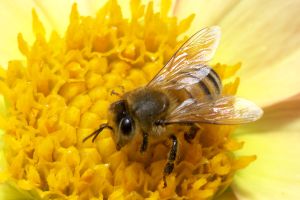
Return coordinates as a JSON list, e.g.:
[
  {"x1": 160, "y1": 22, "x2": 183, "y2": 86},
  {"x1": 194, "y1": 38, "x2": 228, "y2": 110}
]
[{"x1": 0, "y1": 0, "x2": 255, "y2": 199}]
